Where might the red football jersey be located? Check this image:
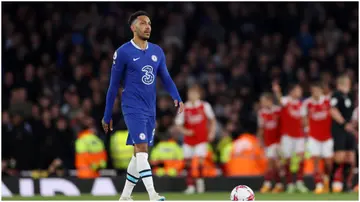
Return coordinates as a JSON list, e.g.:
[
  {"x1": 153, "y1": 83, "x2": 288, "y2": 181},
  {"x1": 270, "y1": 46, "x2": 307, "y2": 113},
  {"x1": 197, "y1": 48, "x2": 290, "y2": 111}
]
[
  {"x1": 280, "y1": 96, "x2": 303, "y2": 137},
  {"x1": 175, "y1": 100, "x2": 215, "y2": 146},
  {"x1": 301, "y1": 96, "x2": 331, "y2": 141},
  {"x1": 258, "y1": 106, "x2": 281, "y2": 146}
]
